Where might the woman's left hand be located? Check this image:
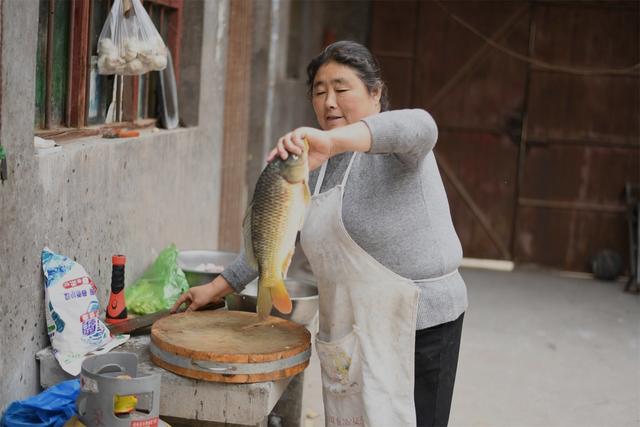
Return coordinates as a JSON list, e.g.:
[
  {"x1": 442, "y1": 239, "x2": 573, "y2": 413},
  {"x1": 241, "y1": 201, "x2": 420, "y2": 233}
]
[{"x1": 267, "y1": 127, "x2": 332, "y2": 171}]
